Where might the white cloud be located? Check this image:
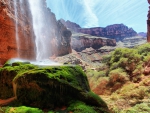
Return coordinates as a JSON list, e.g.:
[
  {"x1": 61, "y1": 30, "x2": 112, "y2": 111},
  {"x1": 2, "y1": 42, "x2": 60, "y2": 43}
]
[{"x1": 78, "y1": 0, "x2": 99, "y2": 28}]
